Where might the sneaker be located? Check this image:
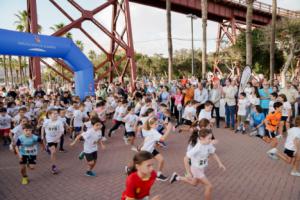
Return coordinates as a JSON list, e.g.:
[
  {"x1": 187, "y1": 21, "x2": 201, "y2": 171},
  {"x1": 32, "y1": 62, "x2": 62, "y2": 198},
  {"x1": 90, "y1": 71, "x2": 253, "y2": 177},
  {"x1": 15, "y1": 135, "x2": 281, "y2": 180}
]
[
  {"x1": 170, "y1": 172, "x2": 178, "y2": 184},
  {"x1": 51, "y1": 165, "x2": 58, "y2": 174},
  {"x1": 131, "y1": 146, "x2": 138, "y2": 152},
  {"x1": 78, "y1": 152, "x2": 85, "y2": 160},
  {"x1": 85, "y1": 171, "x2": 96, "y2": 177},
  {"x1": 59, "y1": 149, "x2": 67, "y2": 153},
  {"x1": 276, "y1": 134, "x2": 283, "y2": 139},
  {"x1": 249, "y1": 130, "x2": 257, "y2": 137},
  {"x1": 156, "y1": 174, "x2": 168, "y2": 181},
  {"x1": 266, "y1": 149, "x2": 278, "y2": 160},
  {"x1": 124, "y1": 137, "x2": 129, "y2": 145},
  {"x1": 125, "y1": 166, "x2": 130, "y2": 174},
  {"x1": 21, "y1": 177, "x2": 28, "y2": 185},
  {"x1": 235, "y1": 129, "x2": 240, "y2": 133},
  {"x1": 290, "y1": 171, "x2": 300, "y2": 177},
  {"x1": 267, "y1": 148, "x2": 278, "y2": 155},
  {"x1": 158, "y1": 141, "x2": 167, "y2": 149},
  {"x1": 102, "y1": 137, "x2": 107, "y2": 142}
]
